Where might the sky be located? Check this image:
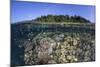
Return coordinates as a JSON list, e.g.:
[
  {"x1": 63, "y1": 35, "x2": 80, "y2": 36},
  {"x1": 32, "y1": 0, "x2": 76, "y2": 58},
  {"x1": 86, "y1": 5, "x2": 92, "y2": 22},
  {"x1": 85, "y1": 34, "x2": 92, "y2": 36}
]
[{"x1": 11, "y1": 1, "x2": 95, "y2": 23}]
